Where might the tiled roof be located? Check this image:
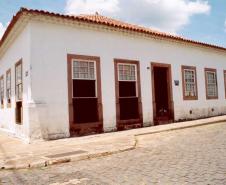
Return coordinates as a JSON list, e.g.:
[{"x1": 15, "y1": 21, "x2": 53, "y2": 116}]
[
  {"x1": 77, "y1": 14, "x2": 183, "y2": 39},
  {"x1": 1, "y1": 7, "x2": 226, "y2": 52}
]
